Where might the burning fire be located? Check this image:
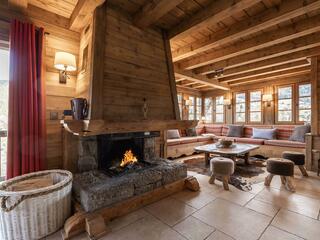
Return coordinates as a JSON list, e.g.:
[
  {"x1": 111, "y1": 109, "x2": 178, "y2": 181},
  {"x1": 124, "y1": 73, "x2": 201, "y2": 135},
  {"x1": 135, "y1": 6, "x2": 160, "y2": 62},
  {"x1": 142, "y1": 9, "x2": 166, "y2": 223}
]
[{"x1": 120, "y1": 149, "x2": 138, "y2": 168}]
